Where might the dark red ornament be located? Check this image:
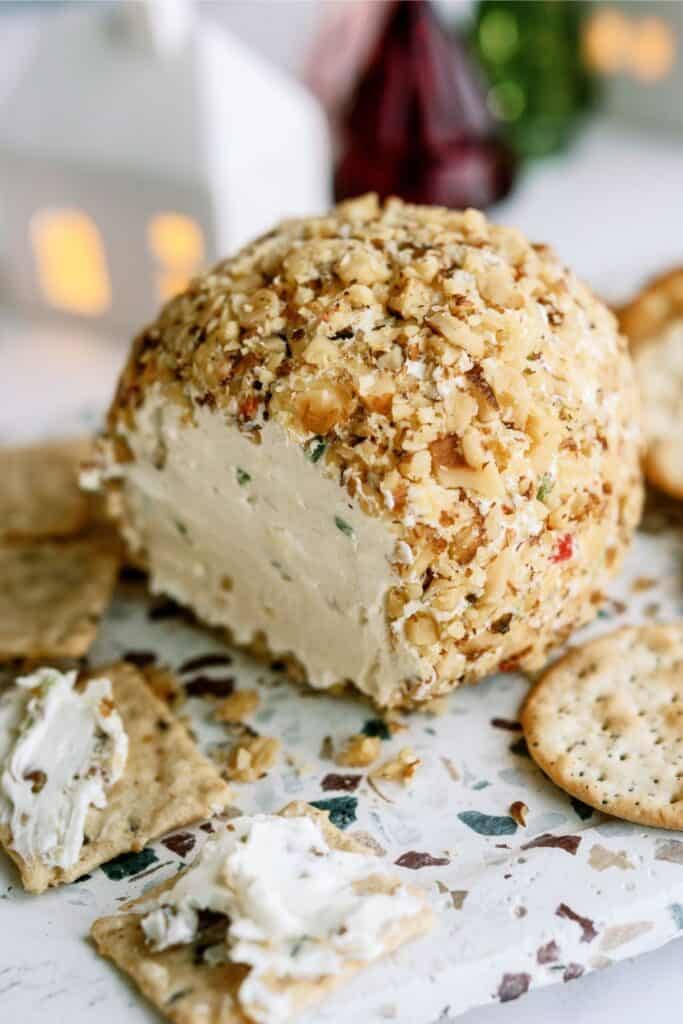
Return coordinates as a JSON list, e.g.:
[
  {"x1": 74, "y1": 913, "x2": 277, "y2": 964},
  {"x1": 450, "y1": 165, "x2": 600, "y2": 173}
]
[{"x1": 334, "y1": 0, "x2": 515, "y2": 210}]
